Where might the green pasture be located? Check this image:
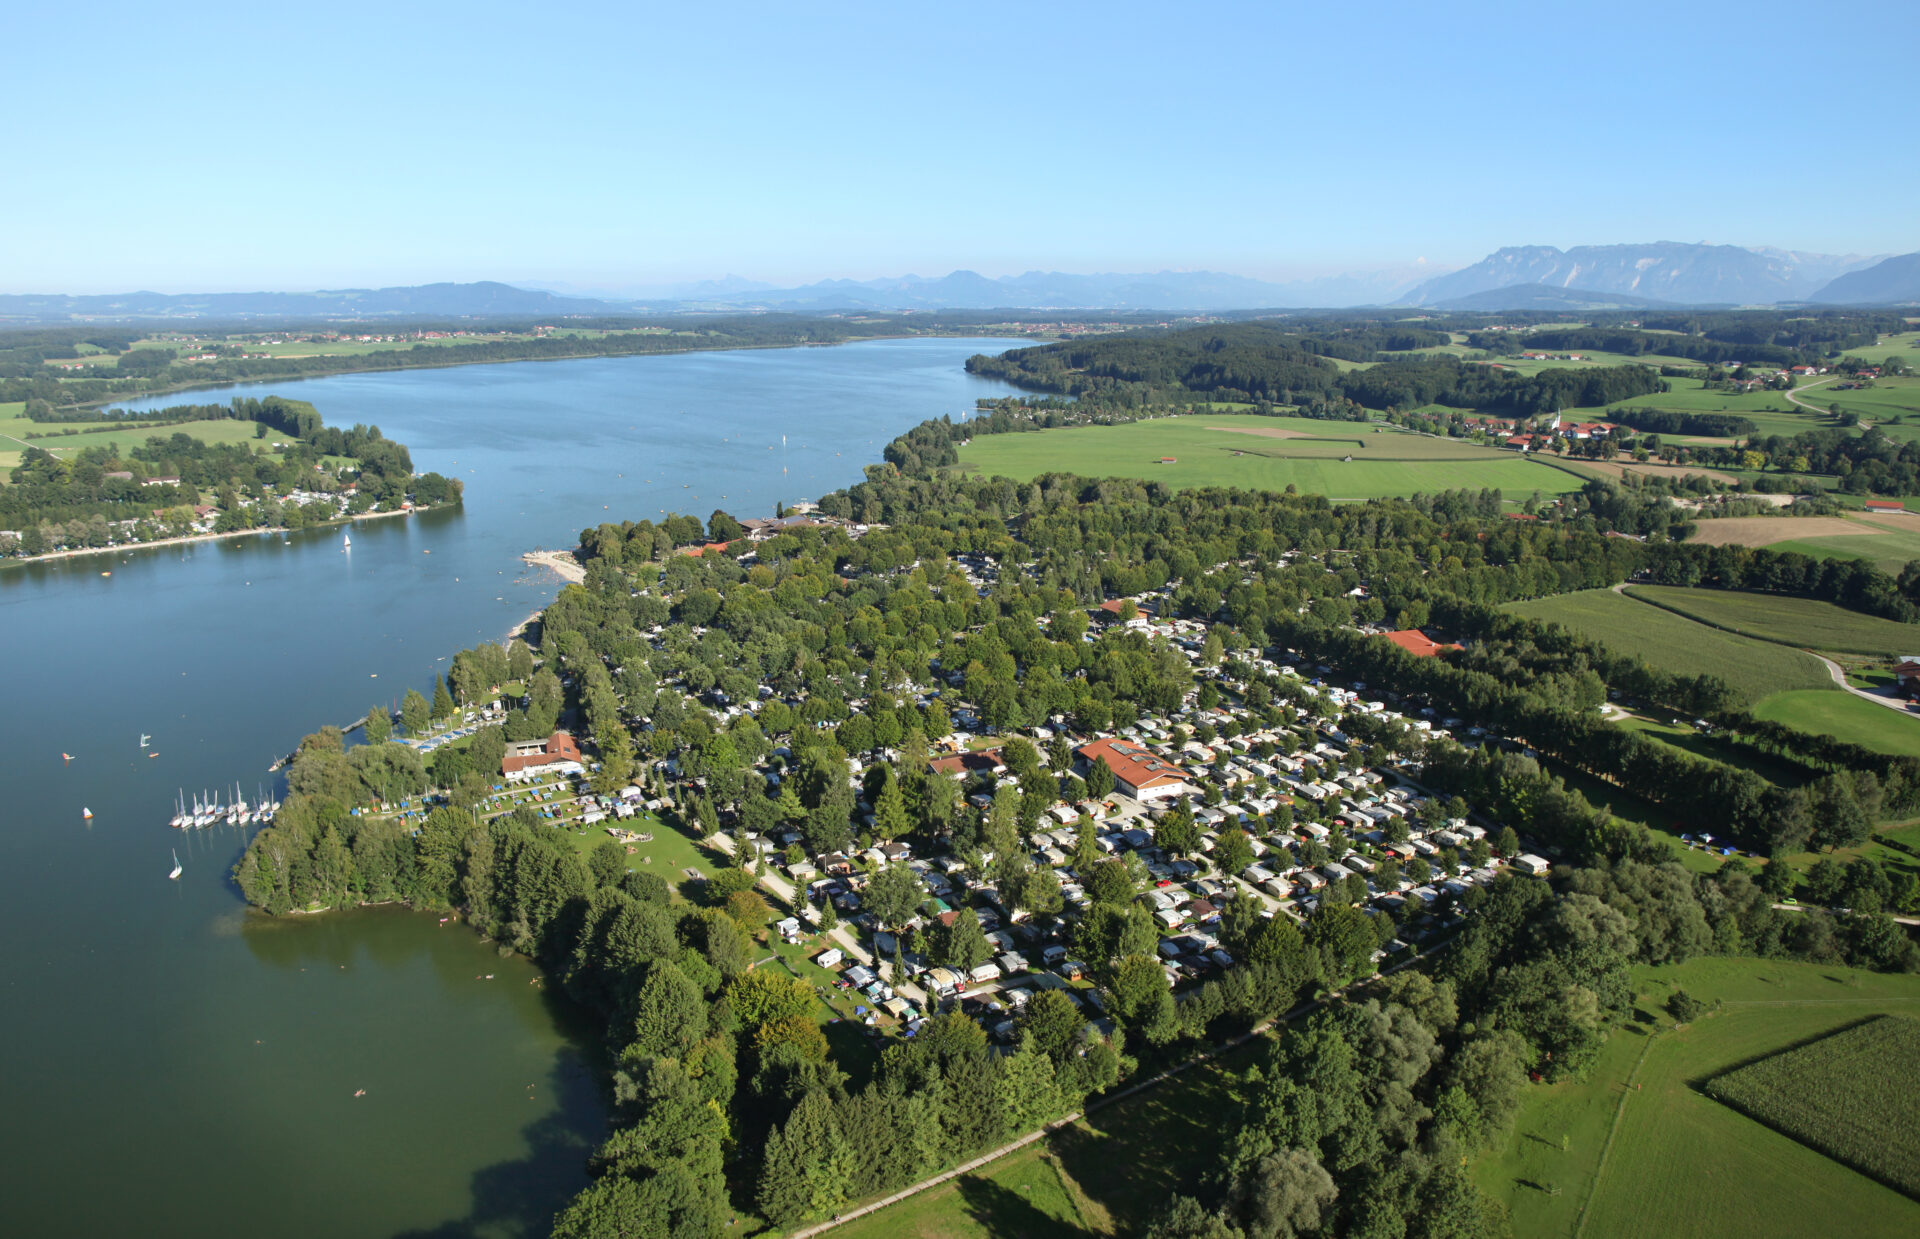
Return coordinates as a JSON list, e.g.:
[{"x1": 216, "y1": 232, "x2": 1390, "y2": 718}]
[
  {"x1": 1752, "y1": 690, "x2": 1920, "y2": 758},
  {"x1": 1768, "y1": 529, "x2": 1920, "y2": 576},
  {"x1": 1624, "y1": 585, "x2": 1920, "y2": 658},
  {"x1": 1504, "y1": 588, "x2": 1833, "y2": 704},
  {"x1": 0, "y1": 417, "x2": 287, "y2": 460},
  {"x1": 956, "y1": 414, "x2": 1588, "y2": 500},
  {"x1": 1479, "y1": 957, "x2": 1920, "y2": 1239},
  {"x1": 1841, "y1": 330, "x2": 1920, "y2": 367},
  {"x1": 1793, "y1": 376, "x2": 1920, "y2": 428}
]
